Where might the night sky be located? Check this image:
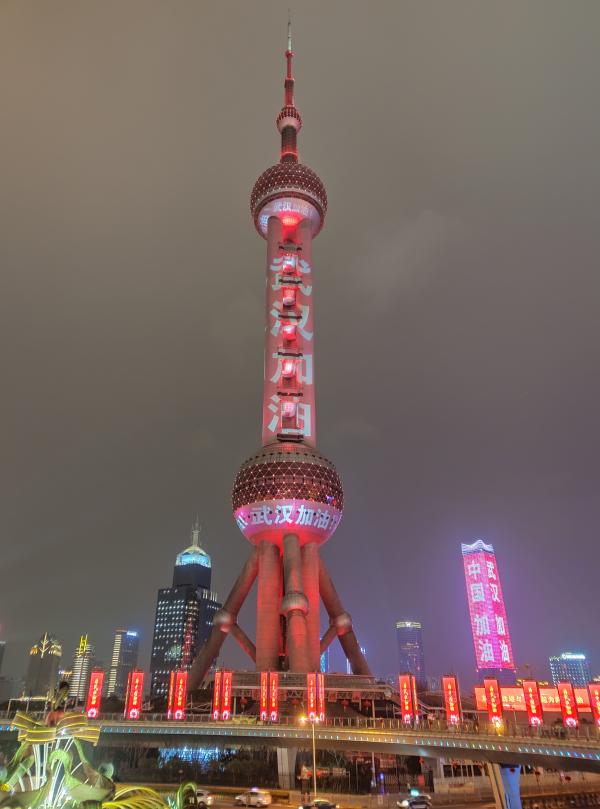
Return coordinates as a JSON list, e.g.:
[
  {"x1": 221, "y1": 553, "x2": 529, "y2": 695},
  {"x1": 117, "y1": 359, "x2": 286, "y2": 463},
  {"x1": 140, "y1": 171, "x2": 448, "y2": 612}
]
[{"x1": 1, "y1": 1, "x2": 599, "y2": 689}]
